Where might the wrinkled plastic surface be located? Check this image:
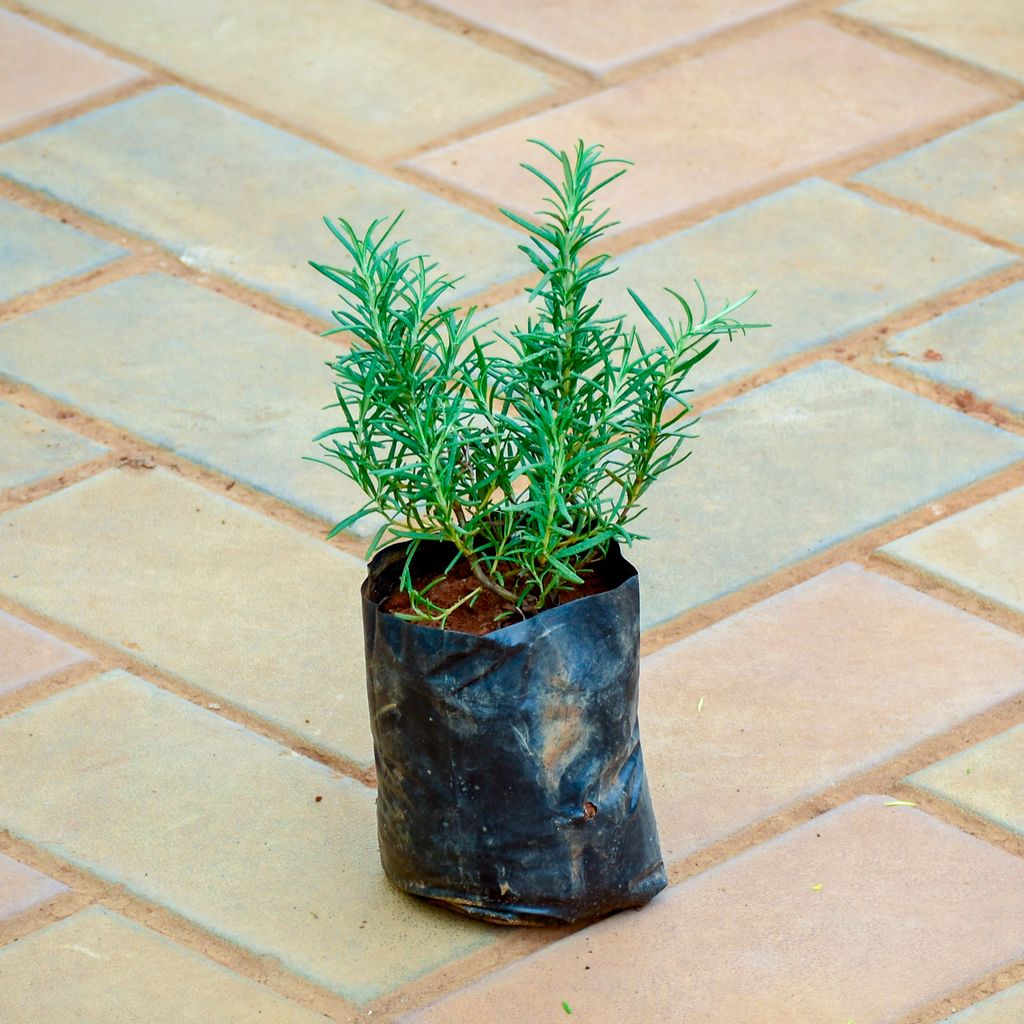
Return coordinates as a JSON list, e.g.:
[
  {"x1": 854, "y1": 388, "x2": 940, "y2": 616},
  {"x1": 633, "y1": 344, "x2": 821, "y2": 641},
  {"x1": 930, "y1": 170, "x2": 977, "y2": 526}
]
[{"x1": 361, "y1": 540, "x2": 667, "y2": 925}]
